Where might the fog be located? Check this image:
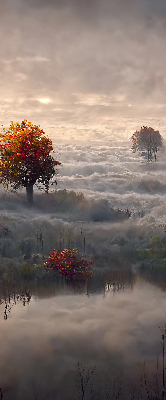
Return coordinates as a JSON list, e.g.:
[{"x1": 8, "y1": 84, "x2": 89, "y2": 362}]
[
  {"x1": 0, "y1": 283, "x2": 166, "y2": 399},
  {"x1": 0, "y1": 134, "x2": 165, "y2": 269},
  {"x1": 1, "y1": 0, "x2": 166, "y2": 397},
  {"x1": 0, "y1": 131, "x2": 166, "y2": 398}
]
